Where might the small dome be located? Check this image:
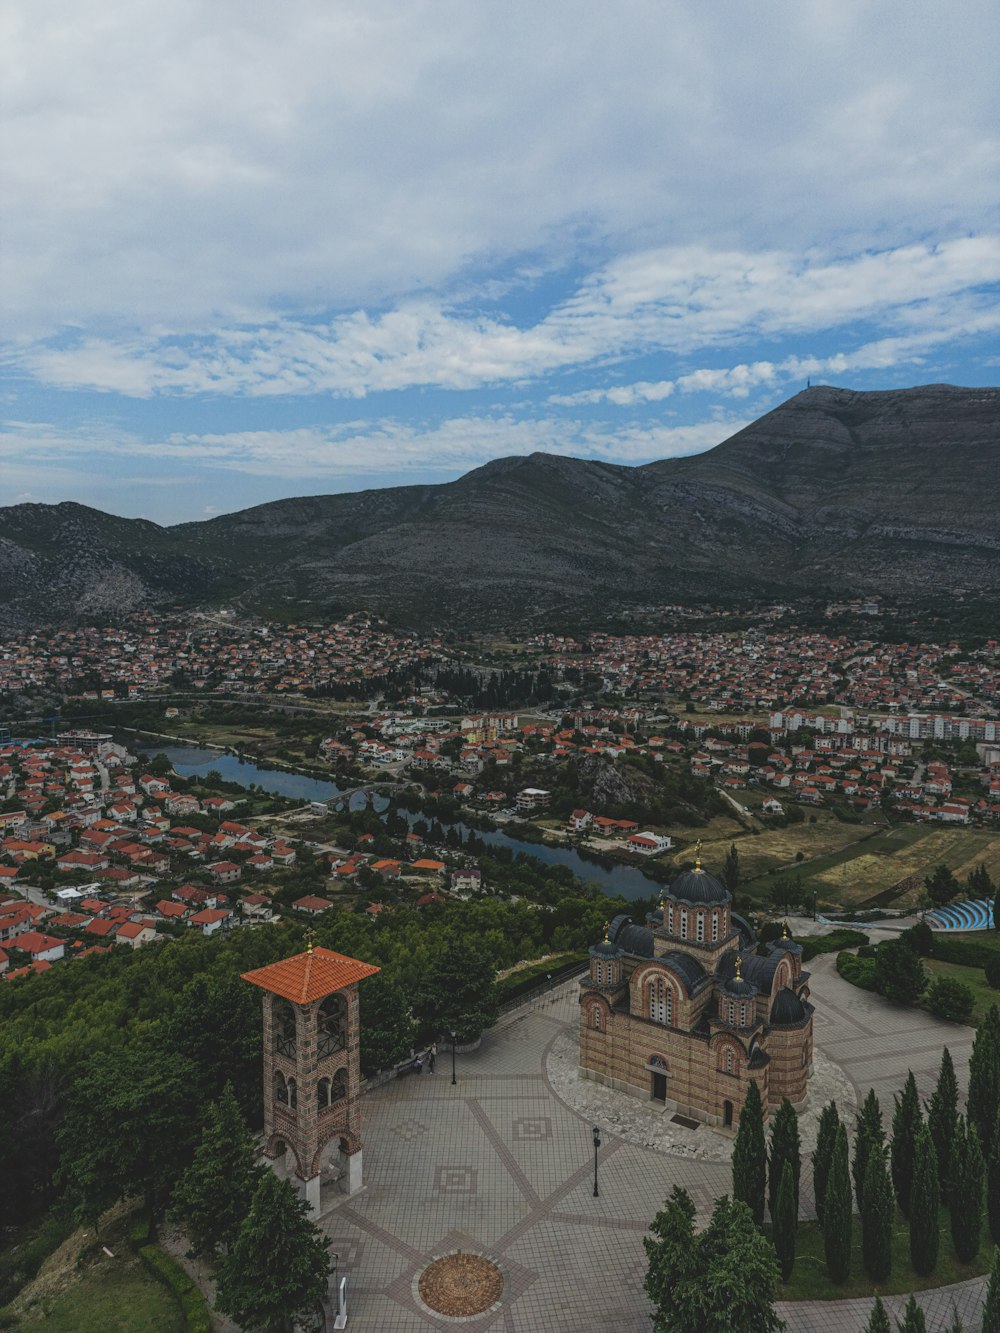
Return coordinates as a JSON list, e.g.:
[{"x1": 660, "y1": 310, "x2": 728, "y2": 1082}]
[
  {"x1": 668, "y1": 866, "x2": 730, "y2": 906},
  {"x1": 770, "y1": 987, "x2": 808, "y2": 1026},
  {"x1": 590, "y1": 938, "x2": 621, "y2": 960},
  {"x1": 720, "y1": 973, "x2": 756, "y2": 999}
]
